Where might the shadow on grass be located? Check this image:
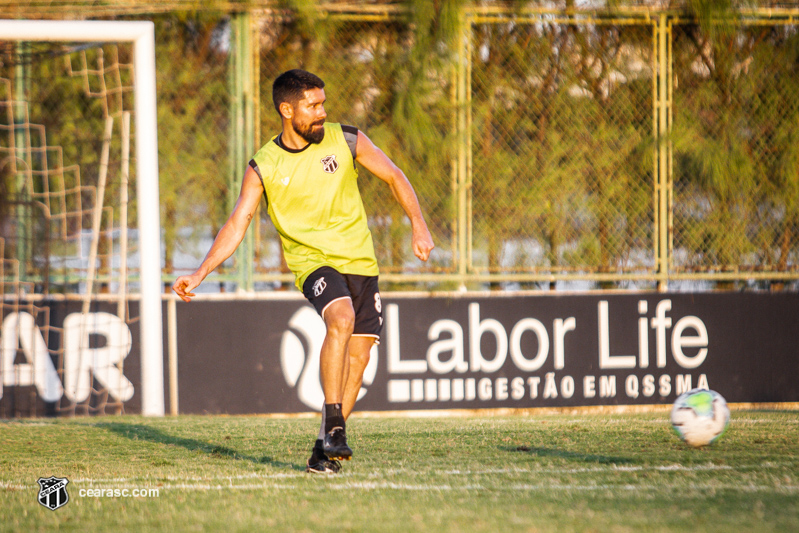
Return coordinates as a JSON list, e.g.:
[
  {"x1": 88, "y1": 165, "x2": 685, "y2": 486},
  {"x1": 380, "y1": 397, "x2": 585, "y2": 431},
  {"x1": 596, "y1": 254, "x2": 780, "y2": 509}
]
[
  {"x1": 95, "y1": 422, "x2": 305, "y2": 471},
  {"x1": 506, "y1": 445, "x2": 635, "y2": 465}
]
